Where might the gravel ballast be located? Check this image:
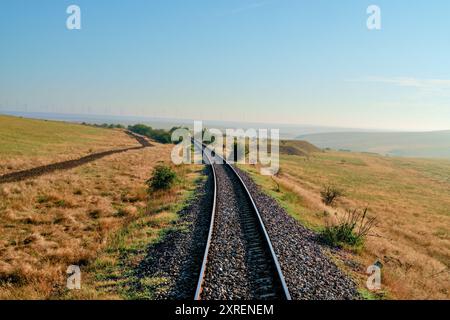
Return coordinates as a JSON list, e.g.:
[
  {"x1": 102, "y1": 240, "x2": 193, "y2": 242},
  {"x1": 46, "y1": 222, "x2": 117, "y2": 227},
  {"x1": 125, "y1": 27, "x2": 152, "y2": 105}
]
[
  {"x1": 235, "y1": 166, "x2": 359, "y2": 300},
  {"x1": 135, "y1": 166, "x2": 214, "y2": 299},
  {"x1": 136, "y1": 163, "x2": 359, "y2": 300},
  {"x1": 200, "y1": 164, "x2": 286, "y2": 300}
]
